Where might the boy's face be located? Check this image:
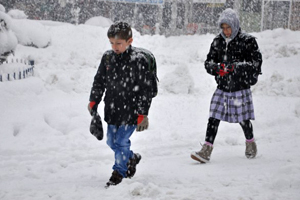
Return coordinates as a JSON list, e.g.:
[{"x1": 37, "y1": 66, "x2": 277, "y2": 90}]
[
  {"x1": 109, "y1": 37, "x2": 133, "y2": 54},
  {"x1": 221, "y1": 23, "x2": 232, "y2": 38}
]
